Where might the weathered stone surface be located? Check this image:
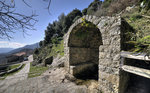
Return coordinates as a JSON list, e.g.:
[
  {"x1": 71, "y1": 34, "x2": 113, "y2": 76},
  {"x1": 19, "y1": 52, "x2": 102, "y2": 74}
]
[
  {"x1": 52, "y1": 55, "x2": 65, "y2": 67},
  {"x1": 63, "y1": 15, "x2": 131, "y2": 93},
  {"x1": 0, "y1": 68, "x2": 88, "y2": 93}
]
